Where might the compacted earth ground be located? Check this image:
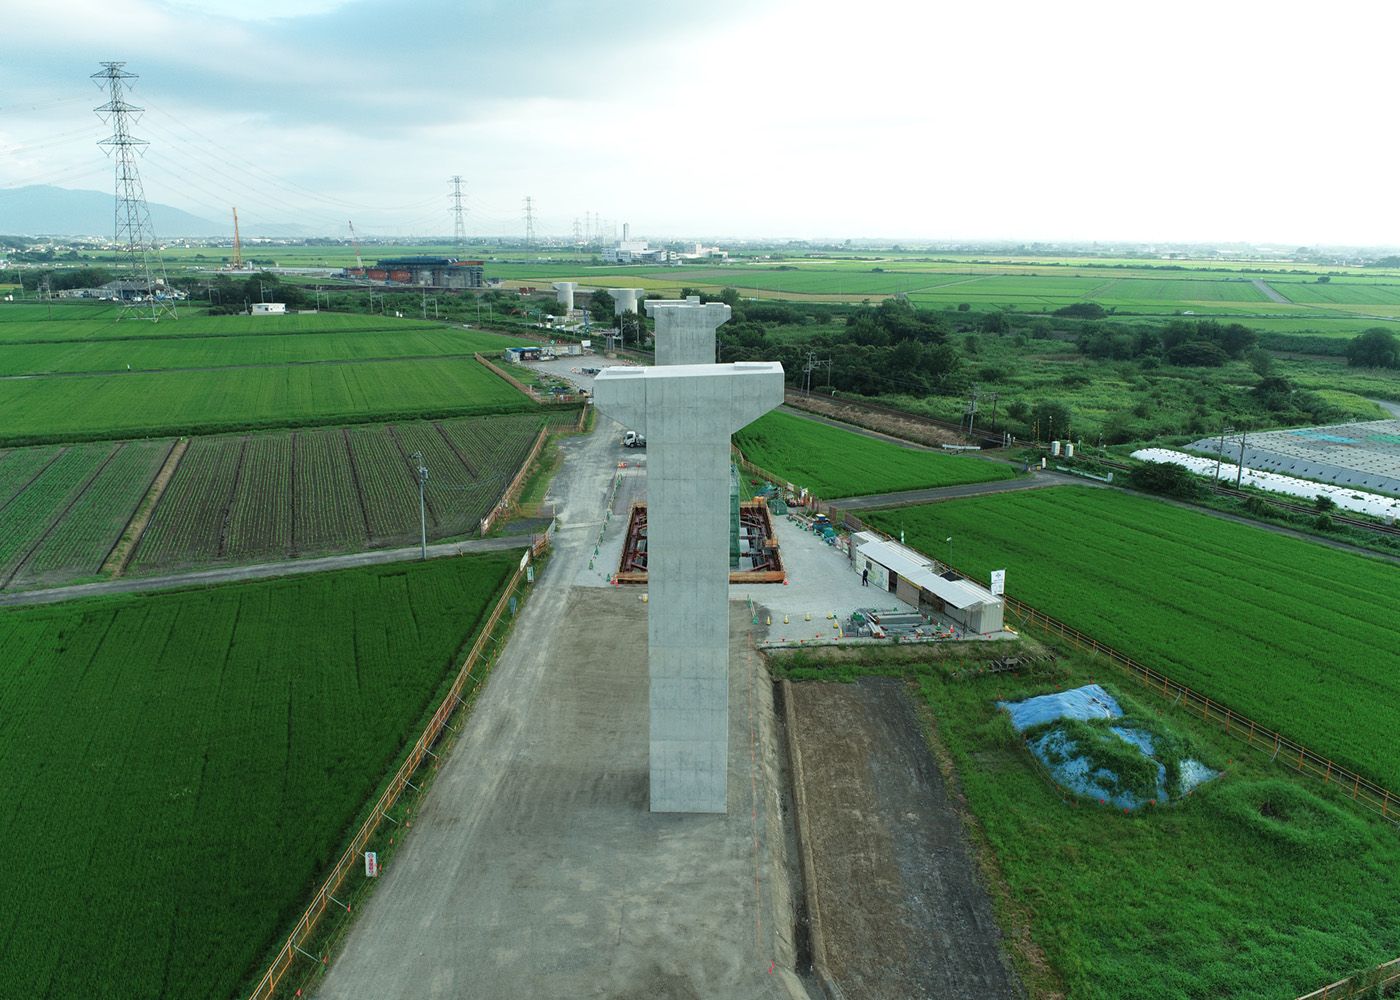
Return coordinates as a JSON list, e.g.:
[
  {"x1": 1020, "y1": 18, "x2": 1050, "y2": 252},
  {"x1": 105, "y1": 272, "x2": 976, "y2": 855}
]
[{"x1": 786, "y1": 676, "x2": 1021, "y2": 1000}]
